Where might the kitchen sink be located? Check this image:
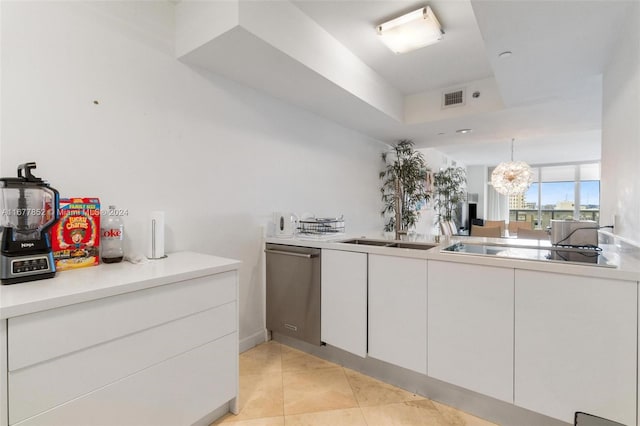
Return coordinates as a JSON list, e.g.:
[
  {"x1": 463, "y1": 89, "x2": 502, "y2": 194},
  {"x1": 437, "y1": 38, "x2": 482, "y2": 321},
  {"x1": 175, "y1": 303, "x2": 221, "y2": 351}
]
[
  {"x1": 391, "y1": 242, "x2": 437, "y2": 250},
  {"x1": 341, "y1": 239, "x2": 394, "y2": 246},
  {"x1": 341, "y1": 239, "x2": 436, "y2": 250}
]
